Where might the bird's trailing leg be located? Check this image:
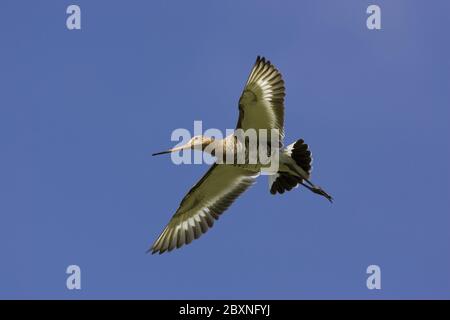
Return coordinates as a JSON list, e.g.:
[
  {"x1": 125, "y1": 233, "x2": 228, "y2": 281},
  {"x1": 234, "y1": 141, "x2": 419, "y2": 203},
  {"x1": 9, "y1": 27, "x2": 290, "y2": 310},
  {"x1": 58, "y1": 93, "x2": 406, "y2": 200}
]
[
  {"x1": 285, "y1": 163, "x2": 333, "y2": 202},
  {"x1": 301, "y1": 178, "x2": 333, "y2": 203}
]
